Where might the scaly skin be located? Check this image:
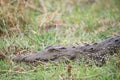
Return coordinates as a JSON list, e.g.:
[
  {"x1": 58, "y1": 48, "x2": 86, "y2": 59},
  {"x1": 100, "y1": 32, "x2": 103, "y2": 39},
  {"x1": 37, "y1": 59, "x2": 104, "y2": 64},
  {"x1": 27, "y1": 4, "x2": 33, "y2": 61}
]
[{"x1": 13, "y1": 36, "x2": 120, "y2": 66}]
